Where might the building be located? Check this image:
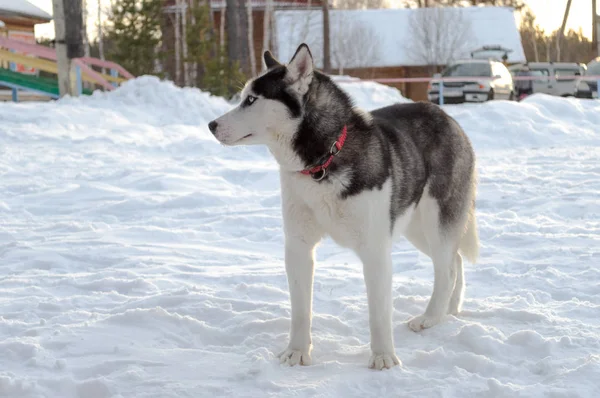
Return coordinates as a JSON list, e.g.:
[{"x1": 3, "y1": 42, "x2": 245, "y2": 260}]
[
  {"x1": 275, "y1": 6, "x2": 526, "y2": 101},
  {"x1": 0, "y1": 0, "x2": 52, "y2": 74},
  {"x1": 0, "y1": 0, "x2": 52, "y2": 42}
]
